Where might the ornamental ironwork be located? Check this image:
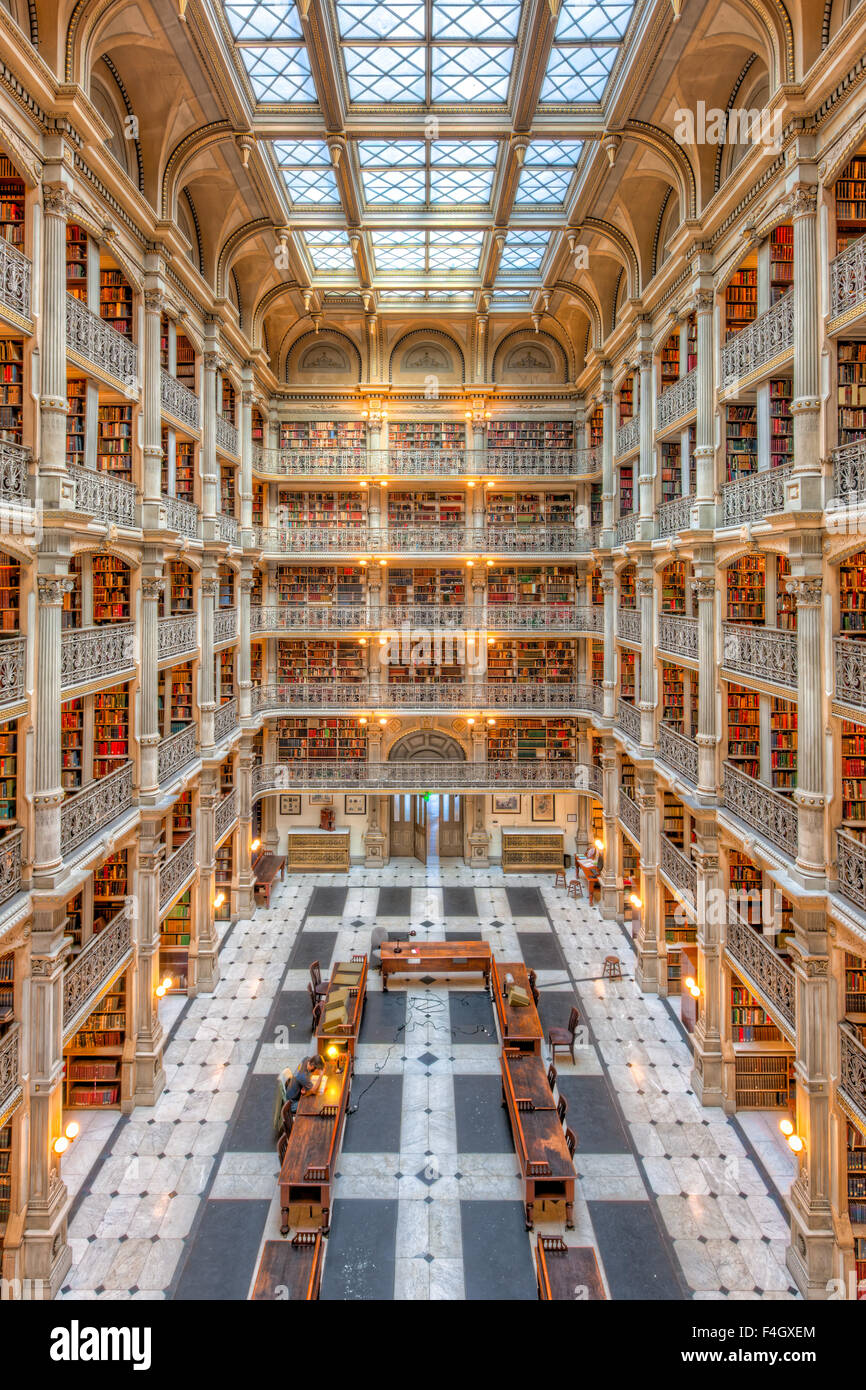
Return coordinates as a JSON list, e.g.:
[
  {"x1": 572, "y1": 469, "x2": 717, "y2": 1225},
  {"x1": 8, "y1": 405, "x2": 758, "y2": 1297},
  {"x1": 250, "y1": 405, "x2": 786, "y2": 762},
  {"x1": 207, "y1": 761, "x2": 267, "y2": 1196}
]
[
  {"x1": 722, "y1": 621, "x2": 797, "y2": 690},
  {"x1": 214, "y1": 697, "x2": 238, "y2": 742},
  {"x1": 840, "y1": 1023, "x2": 866, "y2": 1131},
  {"x1": 215, "y1": 789, "x2": 237, "y2": 843},
  {"x1": 837, "y1": 826, "x2": 866, "y2": 912},
  {"x1": 61, "y1": 623, "x2": 135, "y2": 690},
  {"x1": 61, "y1": 762, "x2": 134, "y2": 856},
  {"x1": 158, "y1": 613, "x2": 198, "y2": 661},
  {"x1": 158, "y1": 724, "x2": 197, "y2": 784},
  {"x1": 213, "y1": 607, "x2": 238, "y2": 644},
  {"x1": 0, "y1": 439, "x2": 30, "y2": 506},
  {"x1": 656, "y1": 368, "x2": 697, "y2": 431},
  {"x1": 0, "y1": 1021, "x2": 20, "y2": 1119},
  {"x1": 251, "y1": 447, "x2": 599, "y2": 479},
  {"x1": 658, "y1": 724, "x2": 699, "y2": 784},
  {"x1": 613, "y1": 513, "x2": 637, "y2": 547},
  {"x1": 63, "y1": 906, "x2": 133, "y2": 1038},
  {"x1": 660, "y1": 833, "x2": 696, "y2": 905},
  {"x1": 251, "y1": 603, "x2": 367, "y2": 633},
  {"x1": 0, "y1": 637, "x2": 25, "y2": 705},
  {"x1": 720, "y1": 291, "x2": 794, "y2": 388},
  {"x1": 159, "y1": 834, "x2": 196, "y2": 913},
  {"x1": 71, "y1": 464, "x2": 137, "y2": 528},
  {"x1": 725, "y1": 911, "x2": 795, "y2": 1033},
  {"x1": 617, "y1": 608, "x2": 641, "y2": 644},
  {"x1": 163, "y1": 494, "x2": 201, "y2": 540},
  {"x1": 830, "y1": 232, "x2": 866, "y2": 320},
  {"x1": 615, "y1": 418, "x2": 639, "y2": 458},
  {"x1": 0, "y1": 827, "x2": 22, "y2": 907},
  {"x1": 217, "y1": 513, "x2": 239, "y2": 546},
  {"x1": 216, "y1": 414, "x2": 239, "y2": 457},
  {"x1": 66, "y1": 293, "x2": 138, "y2": 388},
  {"x1": 723, "y1": 761, "x2": 798, "y2": 858},
  {"x1": 657, "y1": 493, "x2": 694, "y2": 538},
  {"x1": 160, "y1": 370, "x2": 200, "y2": 431},
  {"x1": 618, "y1": 788, "x2": 639, "y2": 839},
  {"x1": 616, "y1": 698, "x2": 641, "y2": 742},
  {"x1": 723, "y1": 466, "x2": 791, "y2": 527},
  {"x1": 832, "y1": 439, "x2": 866, "y2": 505},
  {"x1": 0, "y1": 237, "x2": 31, "y2": 318},
  {"x1": 251, "y1": 759, "x2": 591, "y2": 795},
  {"x1": 658, "y1": 613, "x2": 699, "y2": 661}
]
